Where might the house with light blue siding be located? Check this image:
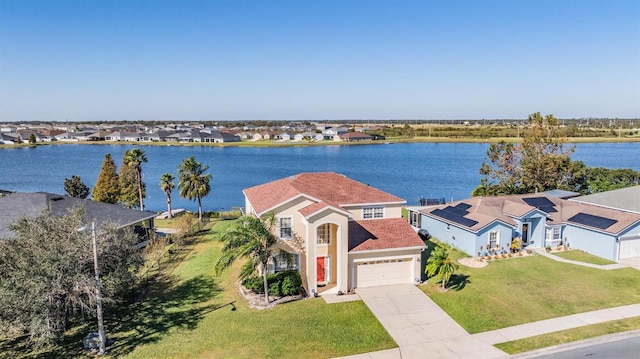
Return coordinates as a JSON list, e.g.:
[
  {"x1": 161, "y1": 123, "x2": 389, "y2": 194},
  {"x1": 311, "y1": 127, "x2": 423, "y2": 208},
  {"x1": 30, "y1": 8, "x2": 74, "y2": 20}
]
[{"x1": 409, "y1": 193, "x2": 640, "y2": 261}]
